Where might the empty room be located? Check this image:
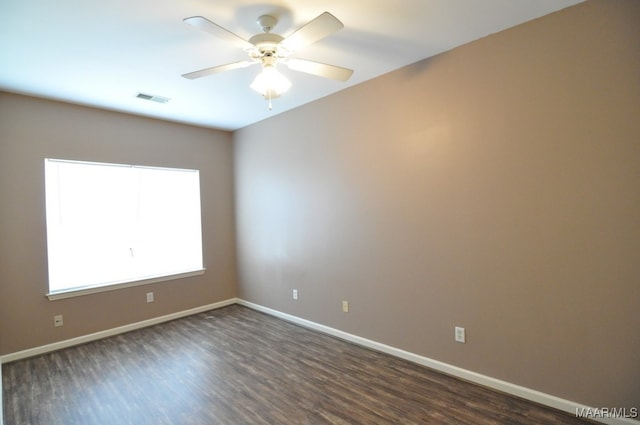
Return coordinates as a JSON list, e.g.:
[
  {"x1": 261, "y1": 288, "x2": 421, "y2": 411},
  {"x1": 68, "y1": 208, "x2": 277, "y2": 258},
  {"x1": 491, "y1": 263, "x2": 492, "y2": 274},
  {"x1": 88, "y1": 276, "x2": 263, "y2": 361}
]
[{"x1": 1, "y1": 0, "x2": 638, "y2": 424}]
